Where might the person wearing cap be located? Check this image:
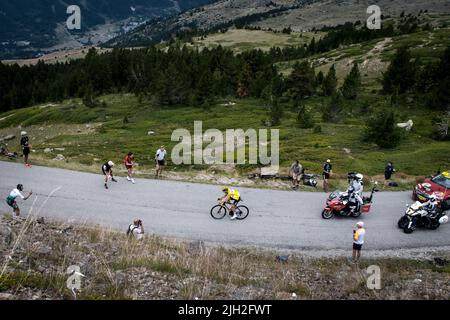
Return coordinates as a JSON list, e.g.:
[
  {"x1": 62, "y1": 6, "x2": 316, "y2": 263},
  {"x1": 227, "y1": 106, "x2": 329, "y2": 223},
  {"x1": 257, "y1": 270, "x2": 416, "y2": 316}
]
[
  {"x1": 102, "y1": 160, "x2": 117, "y2": 189},
  {"x1": 6, "y1": 184, "x2": 32, "y2": 217},
  {"x1": 155, "y1": 146, "x2": 167, "y2": 178},
  {"x1": 352, "y1": 221, "x2": 366, "y2": 263},
  {"x1": 20, "y1": 131, "x2": 32, "y2": 167},
  {"x1": 322, "y1": 159, "x2": 333, "y2": 192}
]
